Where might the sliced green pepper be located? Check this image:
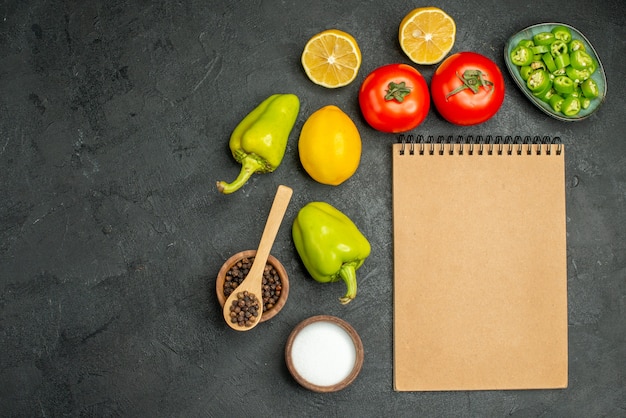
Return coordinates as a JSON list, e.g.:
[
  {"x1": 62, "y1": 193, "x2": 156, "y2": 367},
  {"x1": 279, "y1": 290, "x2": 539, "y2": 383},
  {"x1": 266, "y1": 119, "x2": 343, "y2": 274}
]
[
  {"x1": 553, "y1": 76, "x2": 575, "y2": 95},
  {"x1": 542, "y1": 53, "x2": 557, "y2": 73},
  {"x1": 551, "y1": 26, "x2": 572, "y2": 43},
  {"x1": 554, "y1": 53, "x2": 570, "y2": 69},
  {"x1": 510, "y1": 45, "x2": 534, "y2": 66},
  {"x1": 580, "y1": 78, "x2": 599, "y2": 99},
  {"x1": 533, "y1": 32, "x2": 555, "y2": 46},
  {"x1": 581, "y1": 97, "x2": 591, "y2": 109},
  {"x1": 570, "y1": 50, "x2": 594, "y2": 70},
  {"x1": 534, "y1": 86, "x2": 555, "y2": 103},
  {"x1": 550, "y1": 40, "x2": 568, "y2": 56},
  {"x1": 588, "y1": 59, "x2": 598, "y2": 75},
  {"x1": 517, "y1": 39, "x2": 535, "y2": 48},
  {"x1": 519, "y1": 65, "x2": 533, "y2": 81},
  {"x1": 569, "y1": 39, "x2": 586, "y2": 52},
  {"x1": 530, "y1": 60, "x2": 546, "y2": 71},
  {"x1": 526, "y1": 69, "x2": 551, "y2": 93},
  {"x1": 549, "y1": 94, "x2": 565, "y2": 112},
  {"x1": 566, "y1": 66, "x2": 590, "y2": 83},
  {"x1": 531, "y1": 44, "x2": 549, "y2": 55},
  {"x1": 569, "y1": 86, "x2": 583, "y2": 98},
  {"x1": 561, "y1": 96, "x2": 581, "y2": 116}
]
